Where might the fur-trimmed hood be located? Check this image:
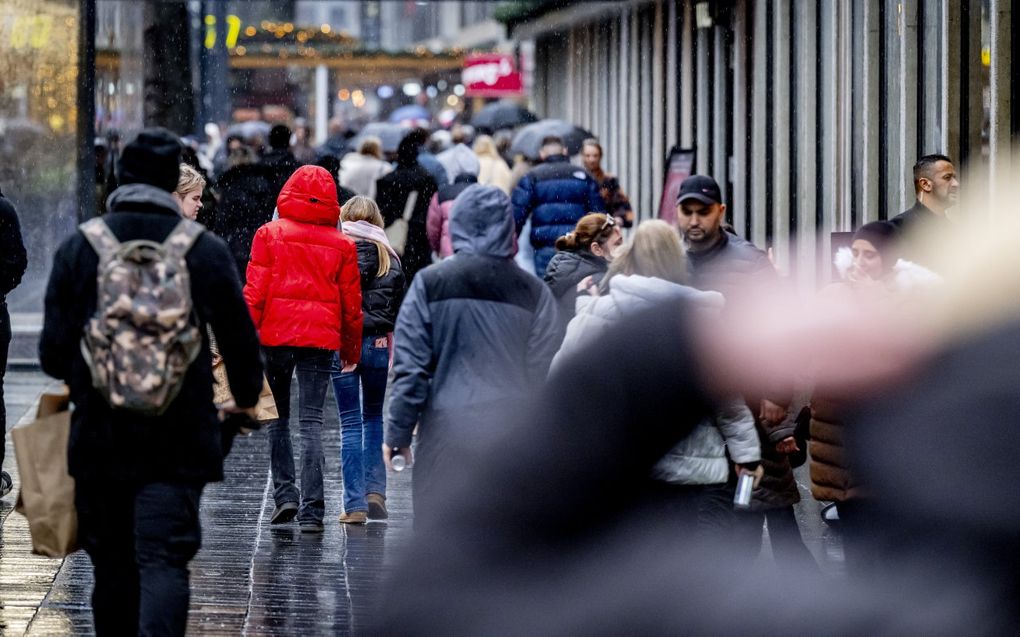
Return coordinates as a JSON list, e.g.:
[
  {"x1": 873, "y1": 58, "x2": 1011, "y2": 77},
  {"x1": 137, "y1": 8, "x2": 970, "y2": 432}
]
[{"x1": 833, "y1": 246, "x2": 942, "y2": 291}]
